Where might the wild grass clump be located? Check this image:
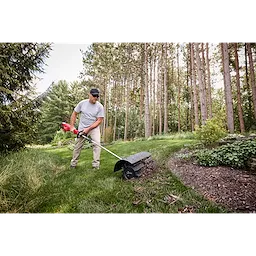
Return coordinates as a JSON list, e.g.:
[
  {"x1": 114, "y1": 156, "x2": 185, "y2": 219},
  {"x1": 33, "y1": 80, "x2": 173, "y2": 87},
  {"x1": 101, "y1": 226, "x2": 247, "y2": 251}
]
[
  {"x1": 0, "y1": 149, "x2": 64, "y2": 212},
  {"x1": 147, "y1": 132, "x2": 195, "y2": 141},
  {"x1": 51, "y1": 129, "x2": 76, "y2": 146}
]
